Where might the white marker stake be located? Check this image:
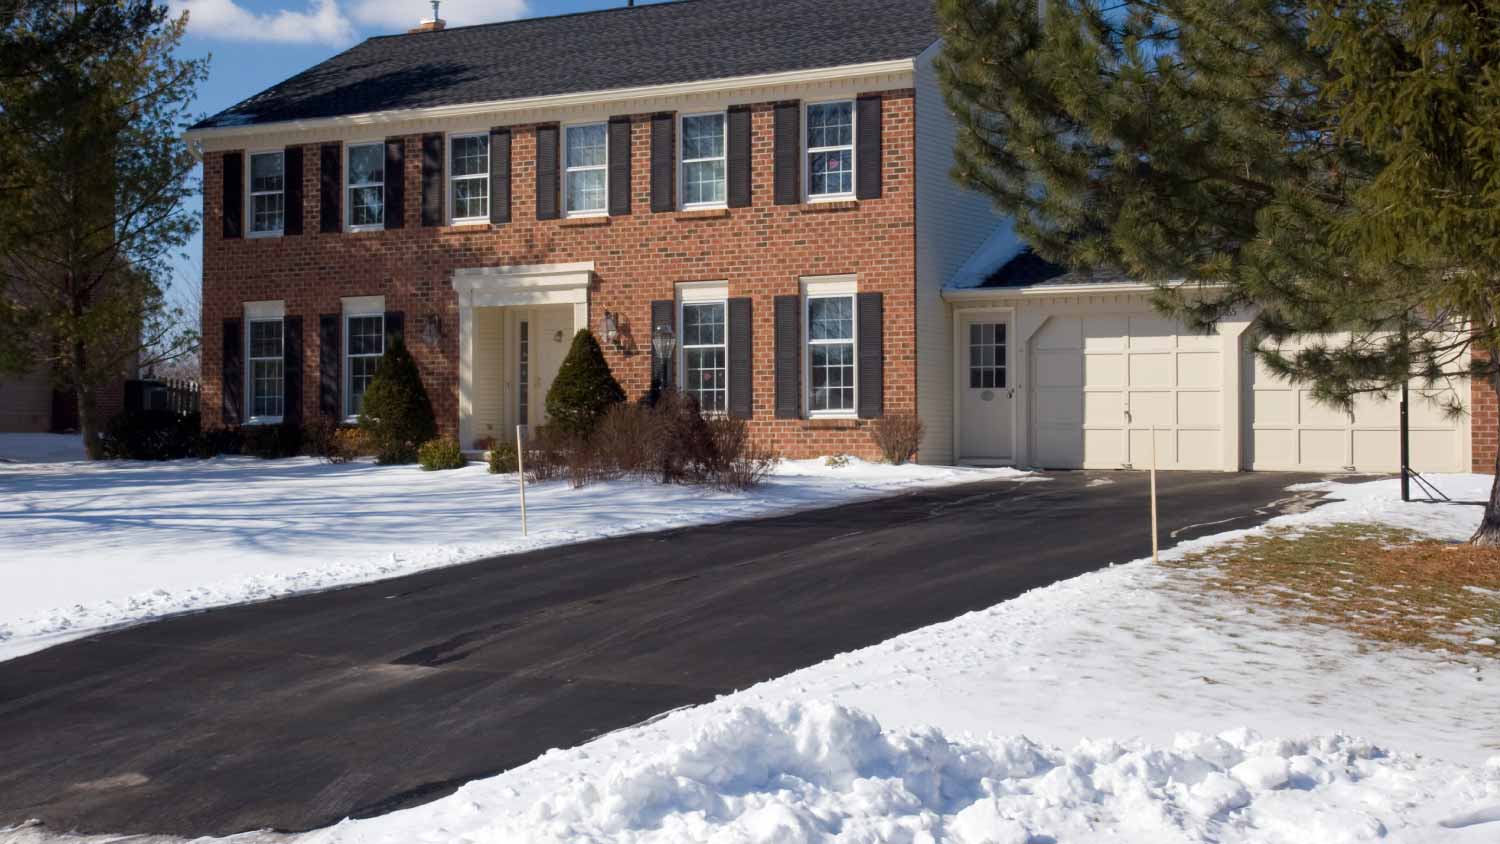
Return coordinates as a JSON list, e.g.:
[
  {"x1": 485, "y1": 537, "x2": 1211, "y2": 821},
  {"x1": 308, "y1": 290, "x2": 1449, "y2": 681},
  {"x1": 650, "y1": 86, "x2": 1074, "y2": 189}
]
[
  {"x1": 1150, "y1": 425, "x2": 1159, "y2": 564},
  {"x1": 516, "y1": 425, "x2": 528, "y2": 537}
]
